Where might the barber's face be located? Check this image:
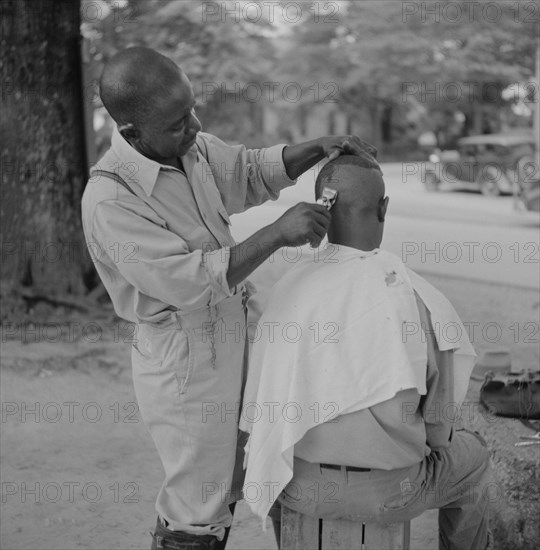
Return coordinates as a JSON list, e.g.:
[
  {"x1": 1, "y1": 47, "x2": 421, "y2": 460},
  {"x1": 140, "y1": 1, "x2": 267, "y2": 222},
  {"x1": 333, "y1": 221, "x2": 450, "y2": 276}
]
[{"x1": 136, "y1": 72, "x2": 202, "y2": 162}]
